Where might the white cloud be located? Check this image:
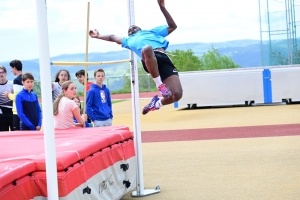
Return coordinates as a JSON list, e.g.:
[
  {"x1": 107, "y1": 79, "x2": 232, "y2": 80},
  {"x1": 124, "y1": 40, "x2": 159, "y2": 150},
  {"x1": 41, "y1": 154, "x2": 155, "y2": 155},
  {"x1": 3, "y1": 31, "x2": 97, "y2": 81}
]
[
  {"x1": 0, "y1": 0, "x2": 36, "y2": 30},
  {"x1": 0, "y1": 0, "x2": 269, "y2": 62}
]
